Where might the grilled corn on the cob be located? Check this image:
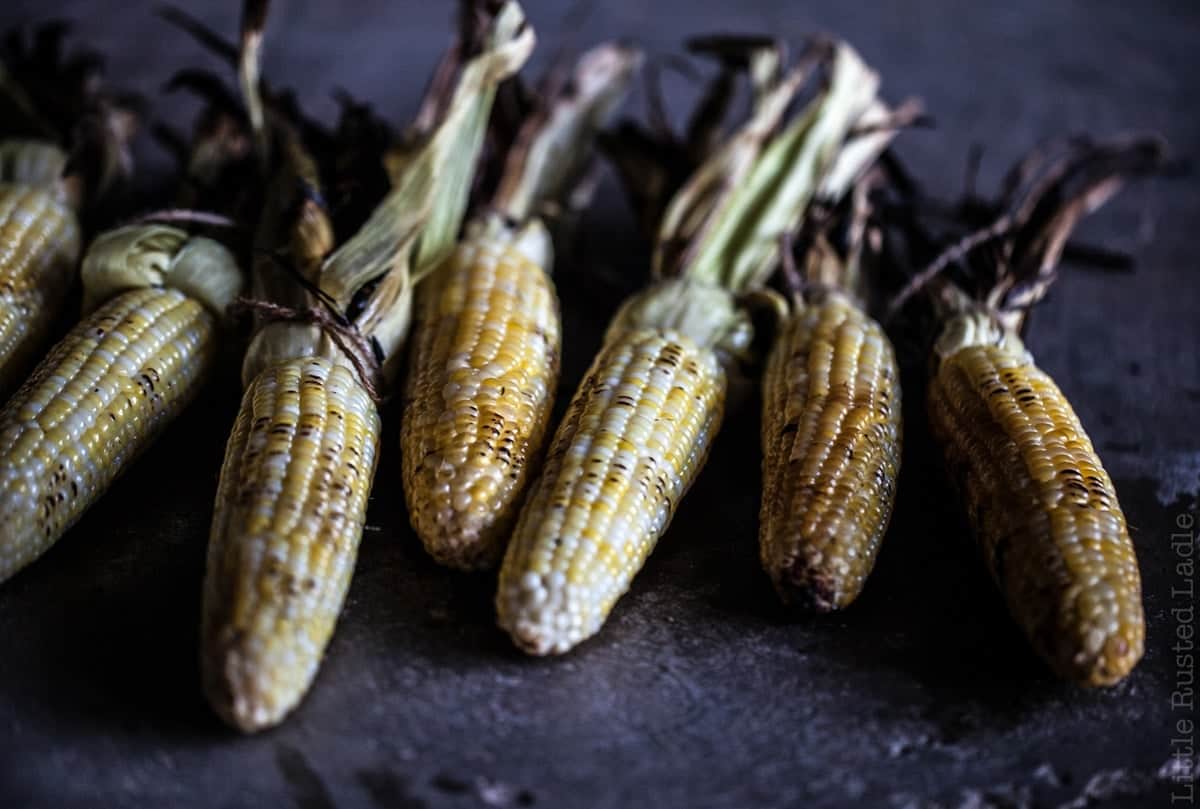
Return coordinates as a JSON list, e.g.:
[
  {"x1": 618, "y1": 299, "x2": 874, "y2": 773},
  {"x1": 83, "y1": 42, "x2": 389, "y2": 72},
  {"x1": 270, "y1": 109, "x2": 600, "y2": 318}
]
[
  {"x1": 757, "y1": 99, "x2": 910, "y2": 611},
  {"x1": 894, "y1": 137, "x2": 1163, "y2": 685},
  {"x1": 498, "y1": 40, "x2": 884, "y2": 654},
  {"x1": 402, "y1": 43, "x2": 639, "y2": 570},
  {"x1": 204, "y1": 355, "x2": 378, "y2": 728},
  {"x1": 760, "y1": 290, "x2": 901, "y2": 610},
  {"x1": 498, "y1": 289, "x2": 726, "y2": 652},
  {"x1": 202, "y1": 0, "x2": 533, "y2": 731},
  {"x1": 403, "y1": 219, "x2": 560, "y2": 569},
  {"x1": 928, "y1": 314, "x2": 1142, "y2": 685},
  {"x1": 0, "y1": 176, "x2": 81, "y2": 392},
  {"x1": 0, "y1": 52, "x2": 254, "y2": 584},
  {"x1": 0, "y1": 227, "x2": 240, "y2": 582}
]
